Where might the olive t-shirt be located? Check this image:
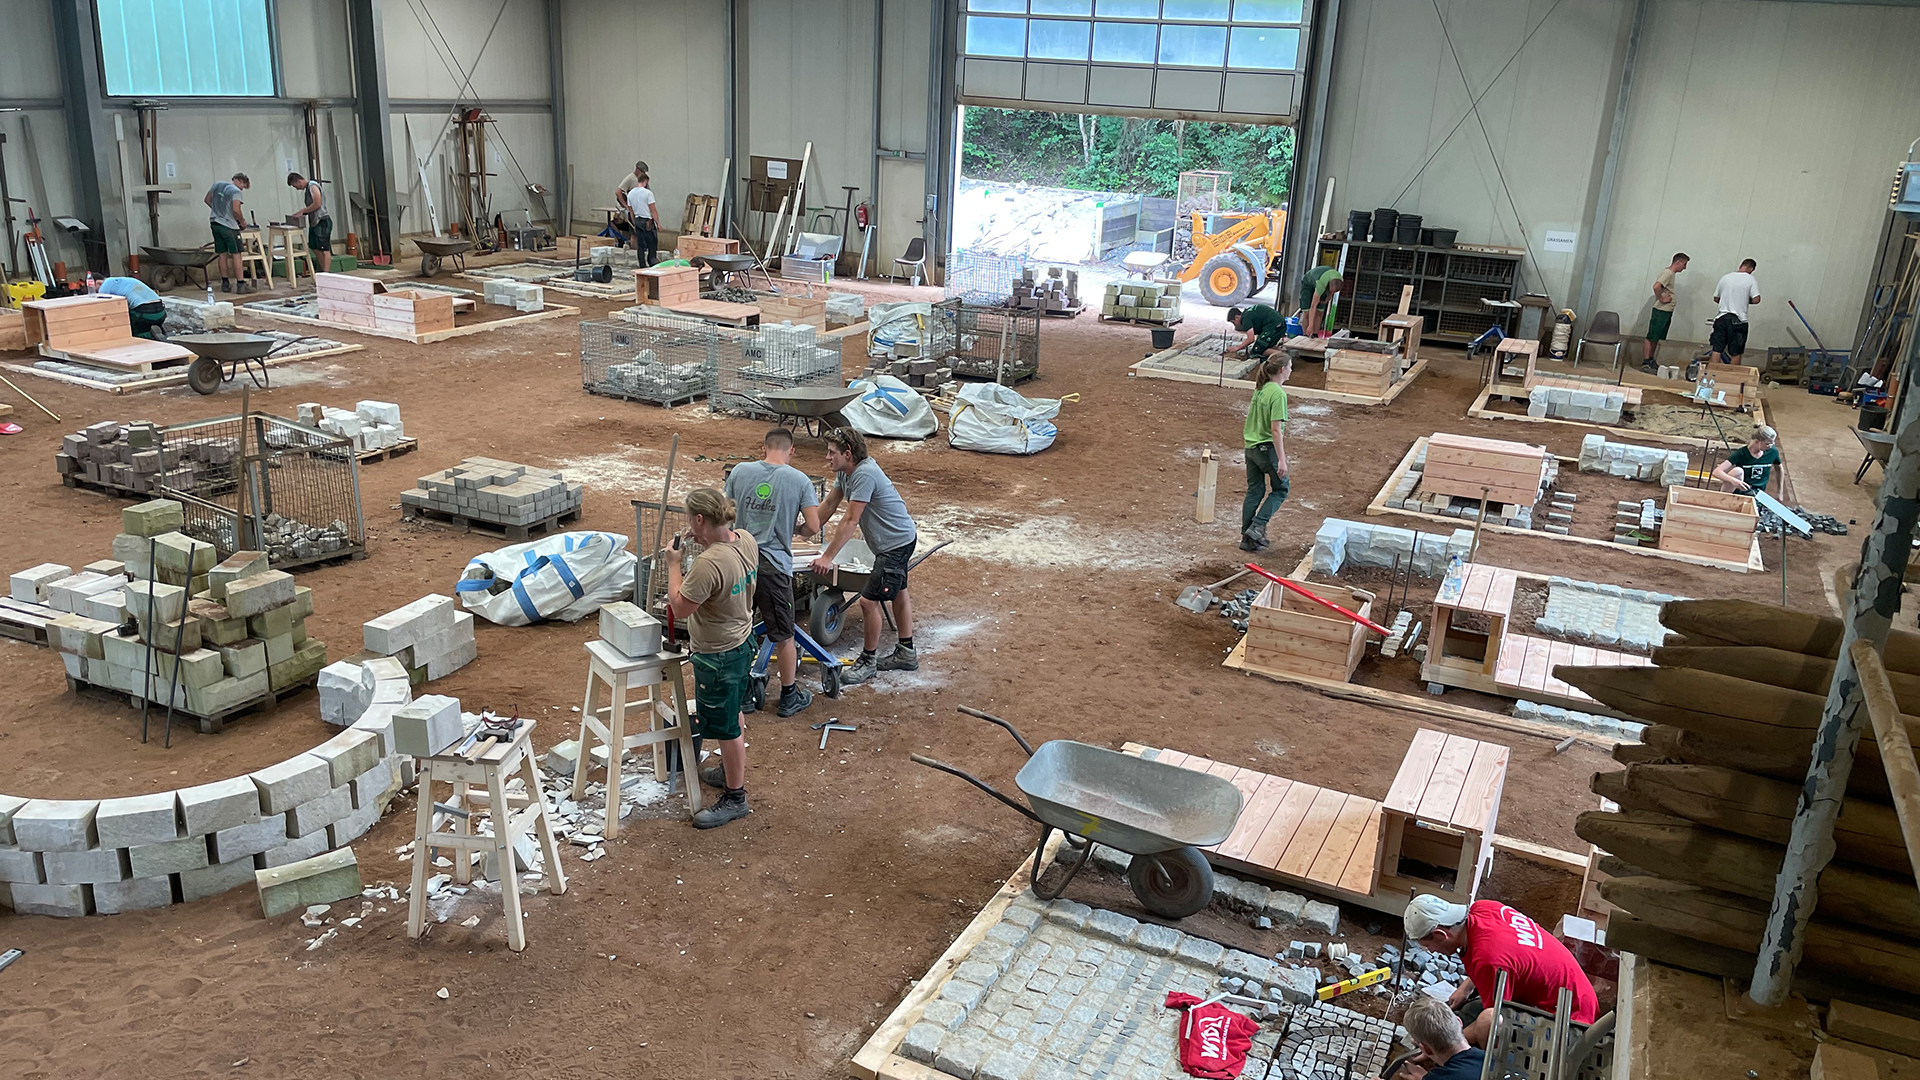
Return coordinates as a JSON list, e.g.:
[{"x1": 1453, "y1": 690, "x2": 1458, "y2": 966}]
[
  {"x1": 679, "y1": 533, "x2": 758, "y2": 654},
  {"x1": 1654, "y1": 267, "x2": 1678, "y2": 312},
  {"x1": 1244, "y1": 382, "x2": 1288, "y2": 448}
]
